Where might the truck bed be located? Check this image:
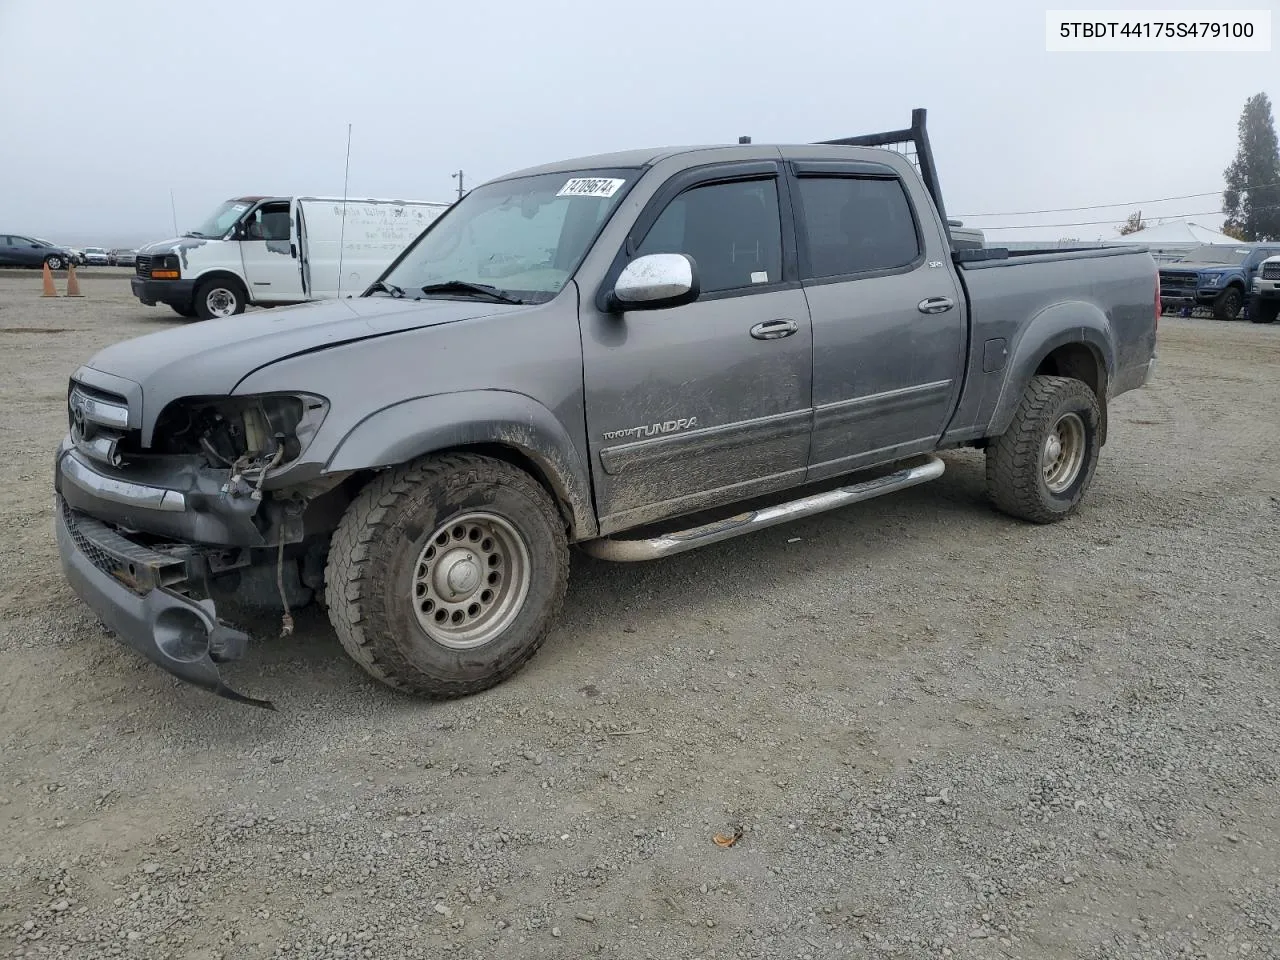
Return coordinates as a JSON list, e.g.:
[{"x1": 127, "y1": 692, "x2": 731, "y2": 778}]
[{"x1": 941, "y1": 244, "x2": 1159, "y2": 446}]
